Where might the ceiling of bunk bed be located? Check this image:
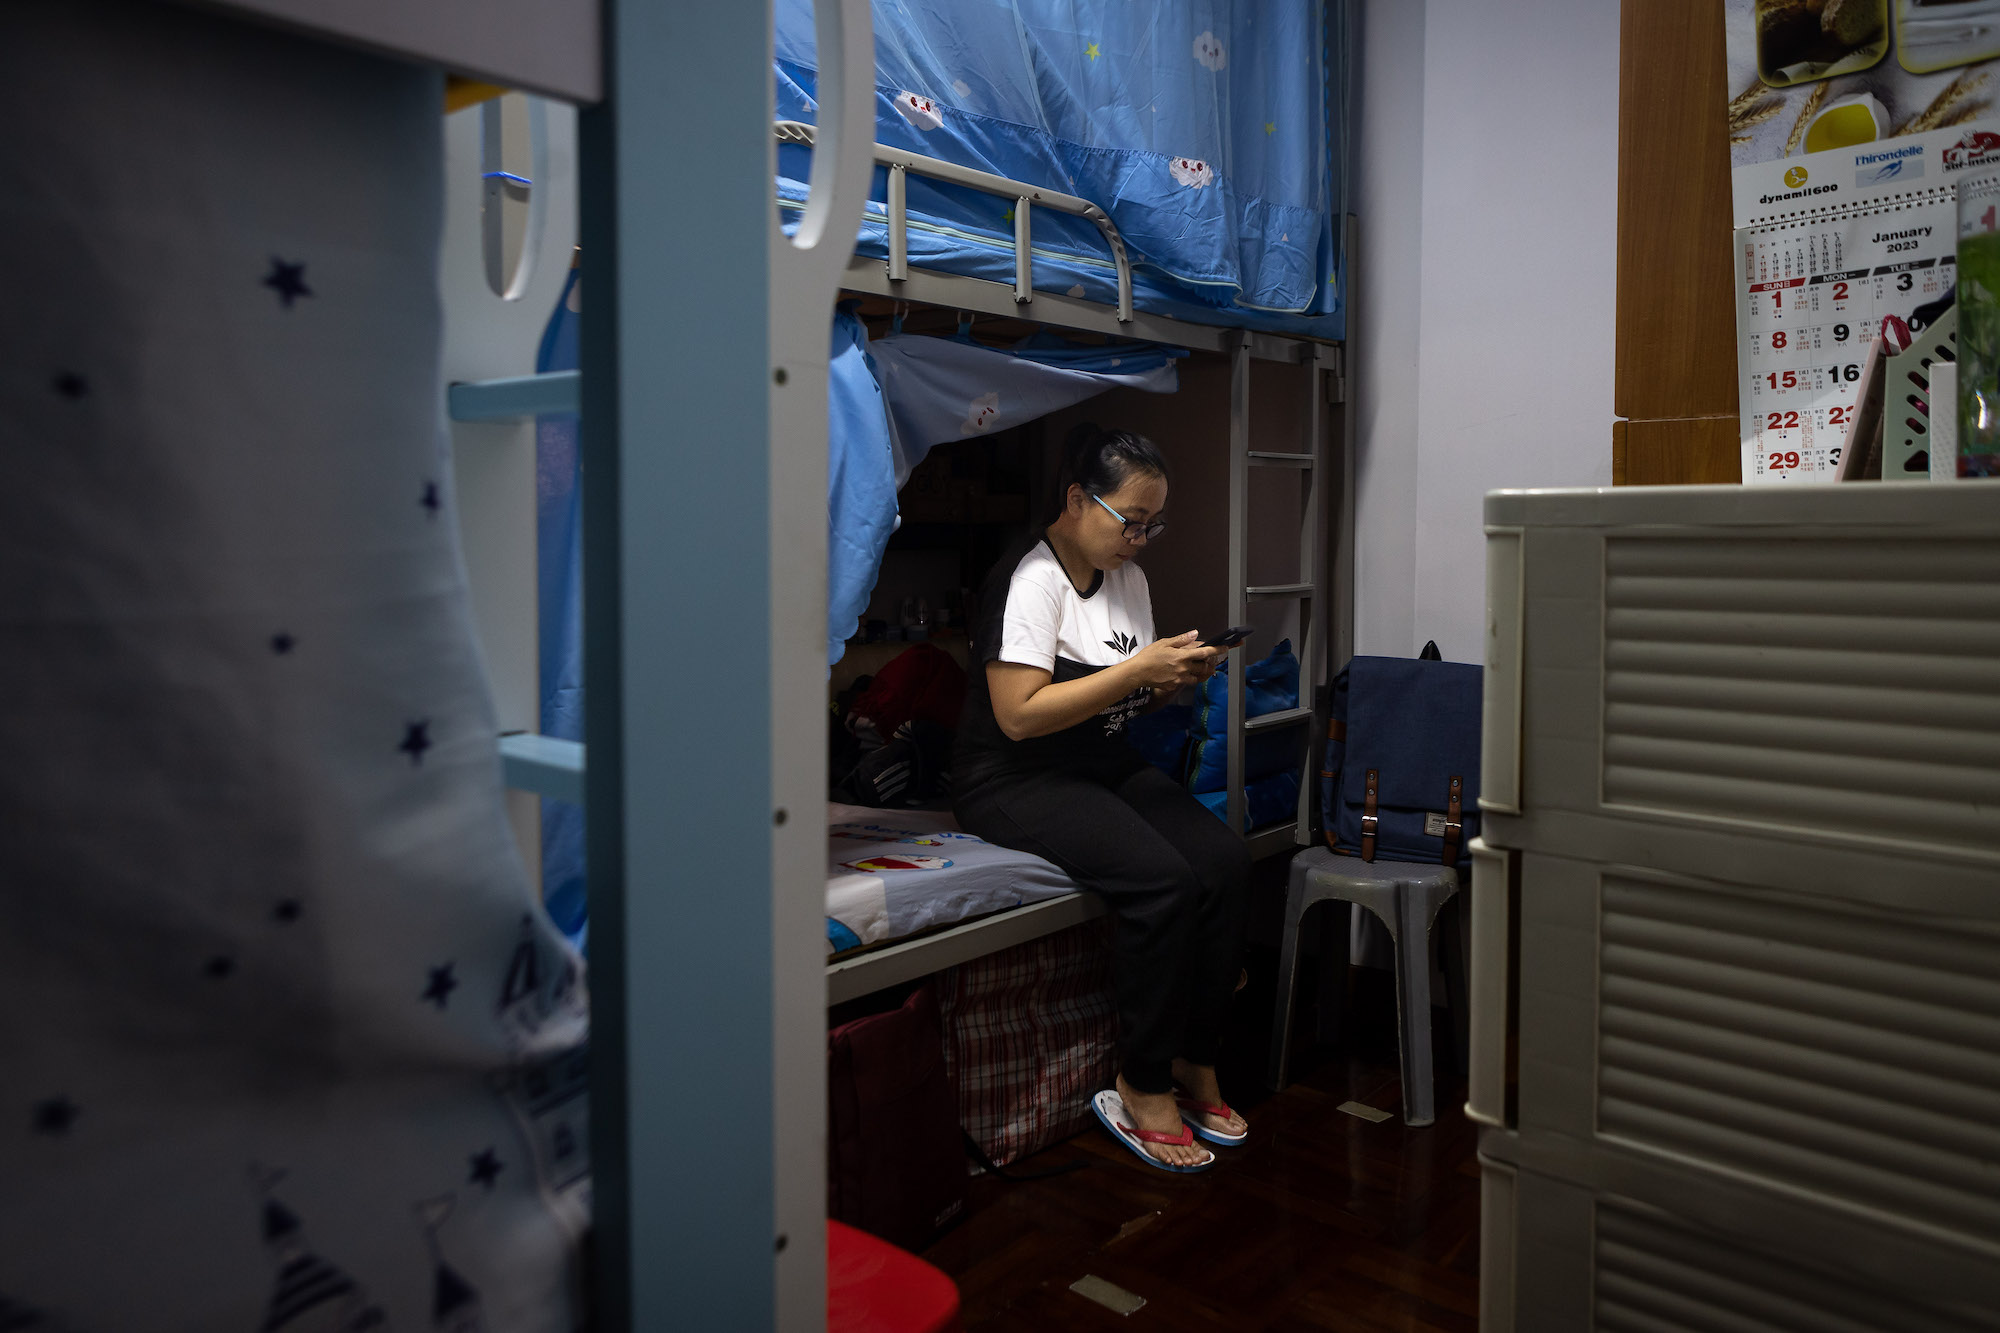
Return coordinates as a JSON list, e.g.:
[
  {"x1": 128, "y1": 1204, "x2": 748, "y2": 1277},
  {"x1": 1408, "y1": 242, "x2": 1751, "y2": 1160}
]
[
  {"x1": 845, "y1": 295, "x2": 1057, "y2": 347},
  {"x1": 845, "y1": 295, "x2": 1183, "y2": 352},
  {"x1": 839, "y1": 293, "x2": 1325, "y2": 363}
]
